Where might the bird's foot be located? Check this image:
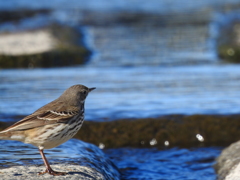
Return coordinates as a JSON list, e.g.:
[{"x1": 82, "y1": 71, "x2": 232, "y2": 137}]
[{"x1": 38, "y1": 168, "x2": 67, "y2": 176}]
